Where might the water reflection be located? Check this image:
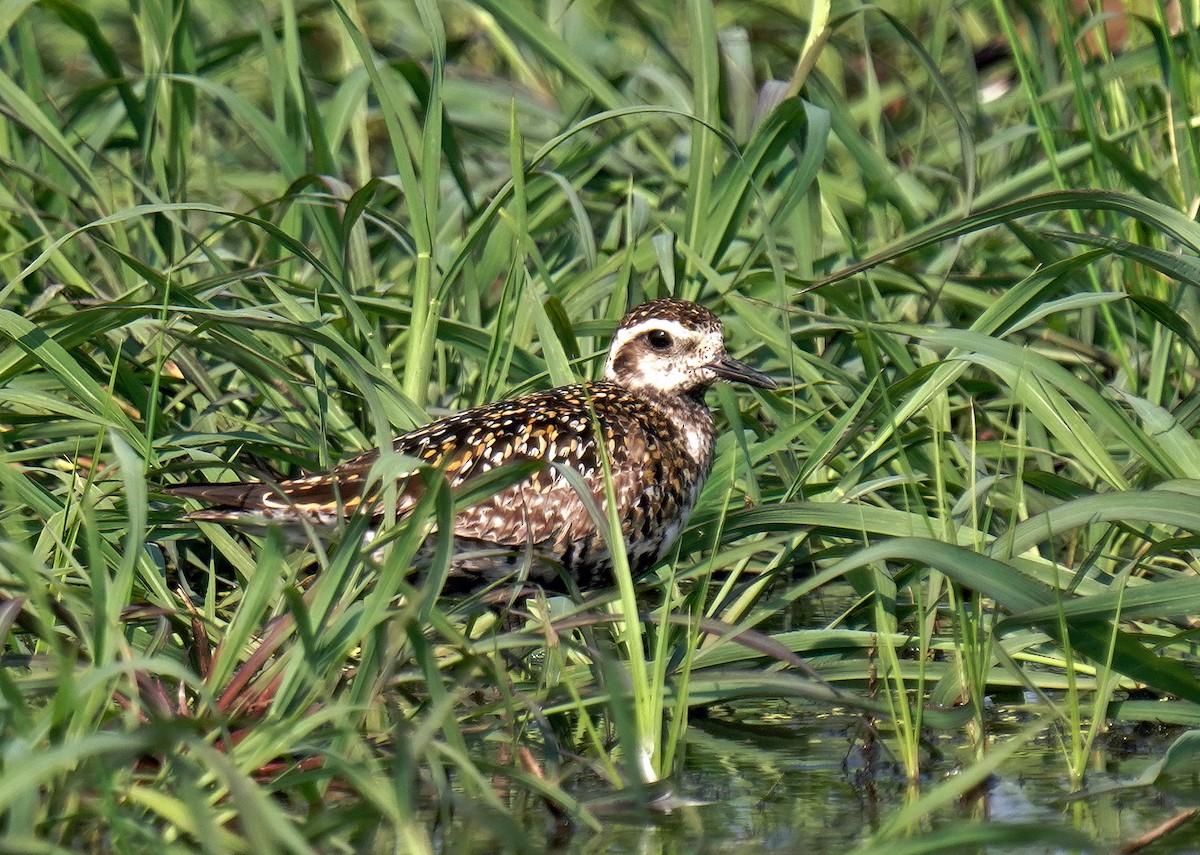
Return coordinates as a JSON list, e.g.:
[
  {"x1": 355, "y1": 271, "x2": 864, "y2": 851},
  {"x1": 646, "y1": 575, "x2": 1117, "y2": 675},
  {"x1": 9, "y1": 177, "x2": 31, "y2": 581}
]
[{"x1": 547, "y1": 700, "x2": 1200, "y2": 854}]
